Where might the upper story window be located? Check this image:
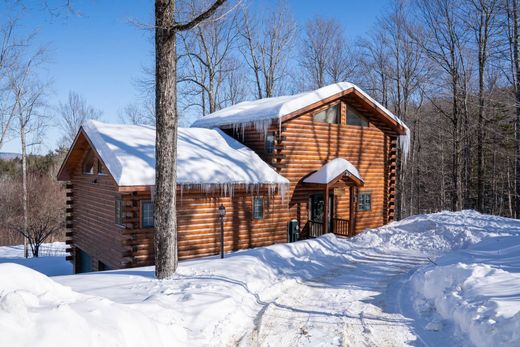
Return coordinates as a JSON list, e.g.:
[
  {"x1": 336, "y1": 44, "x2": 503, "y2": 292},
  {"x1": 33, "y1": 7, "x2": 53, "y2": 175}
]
[
  {"x1": 253, "y1": 196, "x2": 264, "y2": 220},
  {"x1": 266, "y1": 134, "x2": 275, "y2": 154},
  {"x1": 141, "y1": 201, "x2": 154, "y2": 228},
  {"x1": 347, "y1": 107, "x2": 369, "y2": 127},
  {"x1": 358, "y1": 192, "x2": 372, "y2": 211},
  {"x1": 97, "y1": 159, "x2": 106, "y2": 175},
  {"x1": 313, "y1": 104, "x2": 339, "y2": 124},
  {"x1": 83, "y1": 150, "x2": 95, "y2": 175},
  {"x1": 115, "y1": 197, "x2": 124, "y2": 226}
]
